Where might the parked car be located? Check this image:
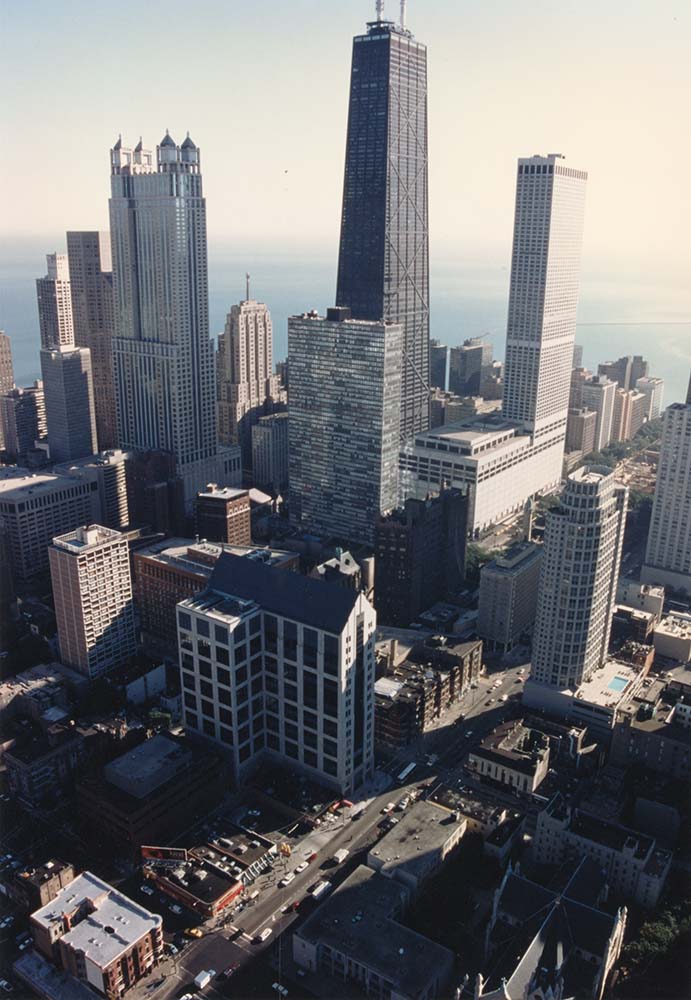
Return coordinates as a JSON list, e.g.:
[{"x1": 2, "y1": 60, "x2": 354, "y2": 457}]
[
  {"x1": 169, "y1": 904, "x2": 183, "y2": 915},
  {"x1": 140, "y1": 884, "x2": 154, "y2": 896},
  {"x1": 279, "y1": 873, "x2": 295, "y2": 887},
  {"x1": 294, "y1": 861, "x2": 309, "y2": 874},
  {"x1": 185, "y1": 927, "x2": 204, "y2": 939},
  {"x1": 254, "y1": 927, "x2": 273, "y2": 943}
]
